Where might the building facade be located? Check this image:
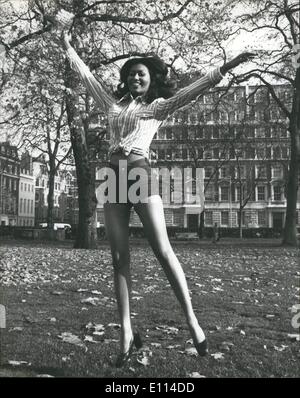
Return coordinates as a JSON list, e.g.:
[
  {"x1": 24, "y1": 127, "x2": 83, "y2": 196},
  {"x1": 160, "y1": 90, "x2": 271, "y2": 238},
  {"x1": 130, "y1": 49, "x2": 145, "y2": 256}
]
[
  {"x1": 18, "y1": 152, "x2": 35, "y2": 226},
  {"x1": 32, "y1": 155, "x2": 78, "y2": 226},
  {"x1": 94, "y1": 83, "x2": 299, "y2": 232},
  {"x1": 0, "y1": 142, "x2": 20, "y2": 226}
]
